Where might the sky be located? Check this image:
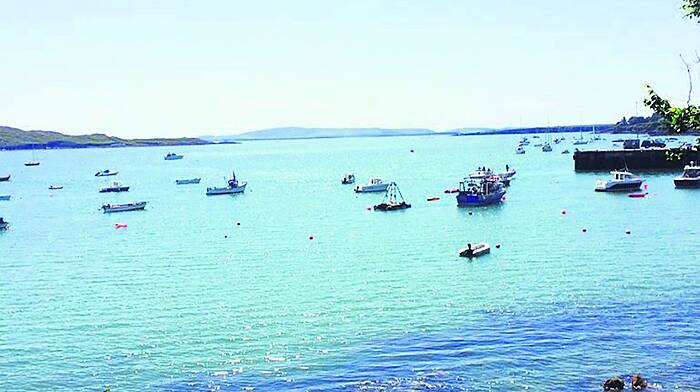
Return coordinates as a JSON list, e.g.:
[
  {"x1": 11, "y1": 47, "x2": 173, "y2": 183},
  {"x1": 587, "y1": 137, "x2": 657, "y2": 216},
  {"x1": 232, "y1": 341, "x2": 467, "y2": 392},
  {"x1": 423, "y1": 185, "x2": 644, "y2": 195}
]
[{"x1": 1, "y1": 0, "x2": 699, "y2": 138}]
